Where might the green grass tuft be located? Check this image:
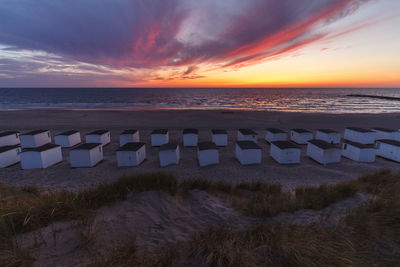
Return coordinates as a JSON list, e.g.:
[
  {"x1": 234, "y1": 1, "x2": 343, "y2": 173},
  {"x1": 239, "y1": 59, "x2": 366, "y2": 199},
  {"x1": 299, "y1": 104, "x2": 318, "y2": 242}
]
[
  {"x1": 180, "y1": 178, "x2": 233, "y2": 194},
  {"x1": 98, "y1": 239, "x2": 181, "y2": 267},
  {"x1": 295, "y1": 182, "x2": 358, "y2": 210},
  {"x1": 183, "y1": 224, "x2": 370, "y2": 266},
  {"x1": 186, "y1": 226, "x2": 254, "y2": 267},
  {"x1": 231, "y1": 181, "x2": 358, "y2": 217},
  {"x1": 236, "y1": 181, "x2": 282, "y2": 194}
]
